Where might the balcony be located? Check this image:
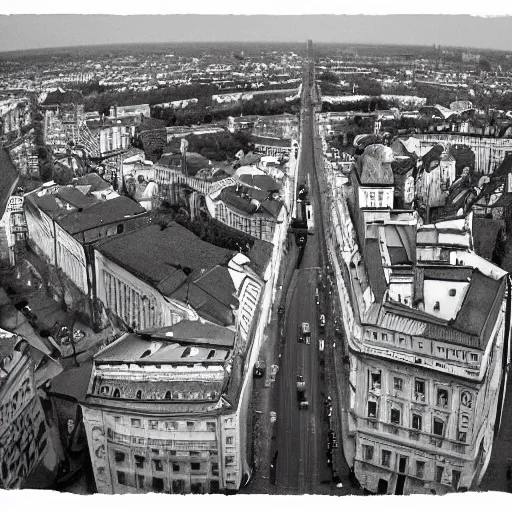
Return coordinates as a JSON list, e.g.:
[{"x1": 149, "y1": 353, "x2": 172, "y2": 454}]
[{"x1": 358, "y1": 417, "x2": 468, "y2": 458}]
